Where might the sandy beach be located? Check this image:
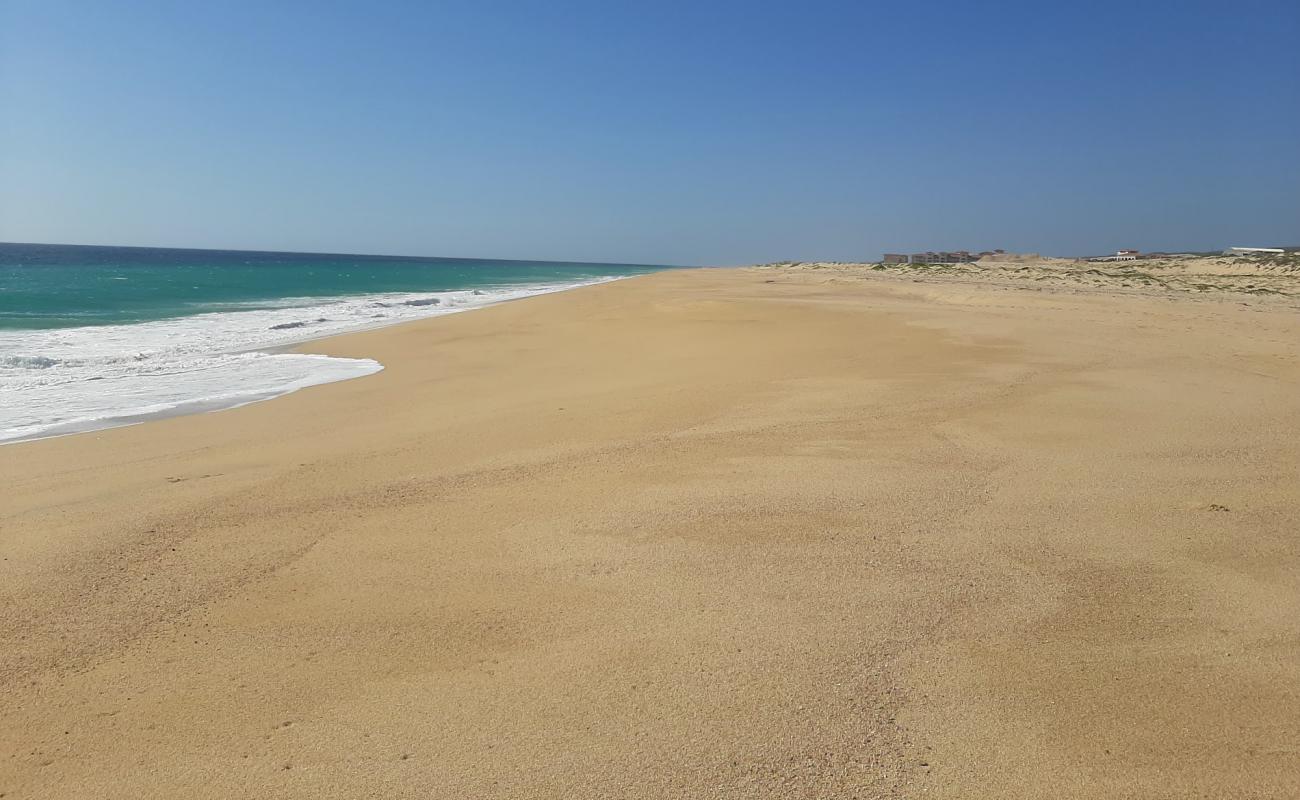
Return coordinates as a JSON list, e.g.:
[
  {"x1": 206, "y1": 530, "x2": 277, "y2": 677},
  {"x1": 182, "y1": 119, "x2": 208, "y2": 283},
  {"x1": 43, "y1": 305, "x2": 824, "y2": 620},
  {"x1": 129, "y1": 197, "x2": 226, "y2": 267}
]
[{"x1": 2, "y1": 263, "x2": 1298, "y2": 798}]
